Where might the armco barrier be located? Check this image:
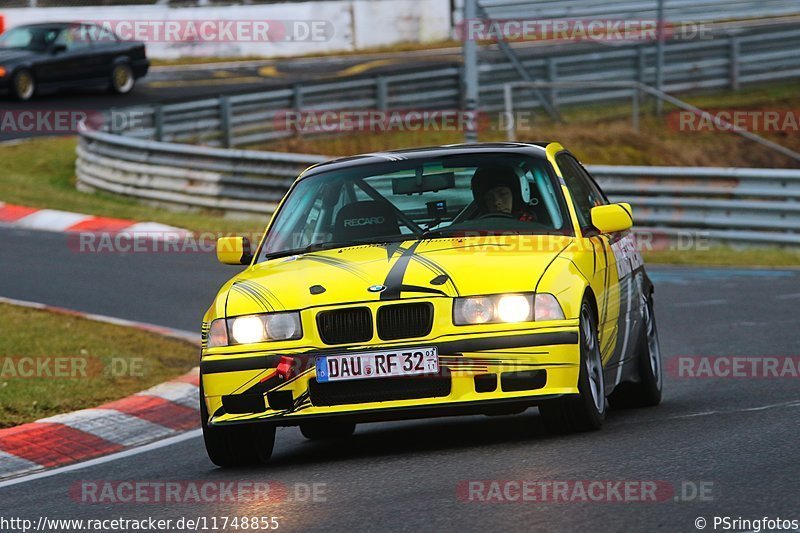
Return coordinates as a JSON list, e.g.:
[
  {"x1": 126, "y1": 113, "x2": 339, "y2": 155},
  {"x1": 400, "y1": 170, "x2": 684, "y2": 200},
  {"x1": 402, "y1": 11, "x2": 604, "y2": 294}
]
[
  {"x1": 107, "y1": 23, "x2": 800, "y2": 149},
  {"x1": 76, "y1": 129, "x2": 800, "y2": 246},
  {"x1": 469, "y1": 0, "x2": 800, "y2": 23}
]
